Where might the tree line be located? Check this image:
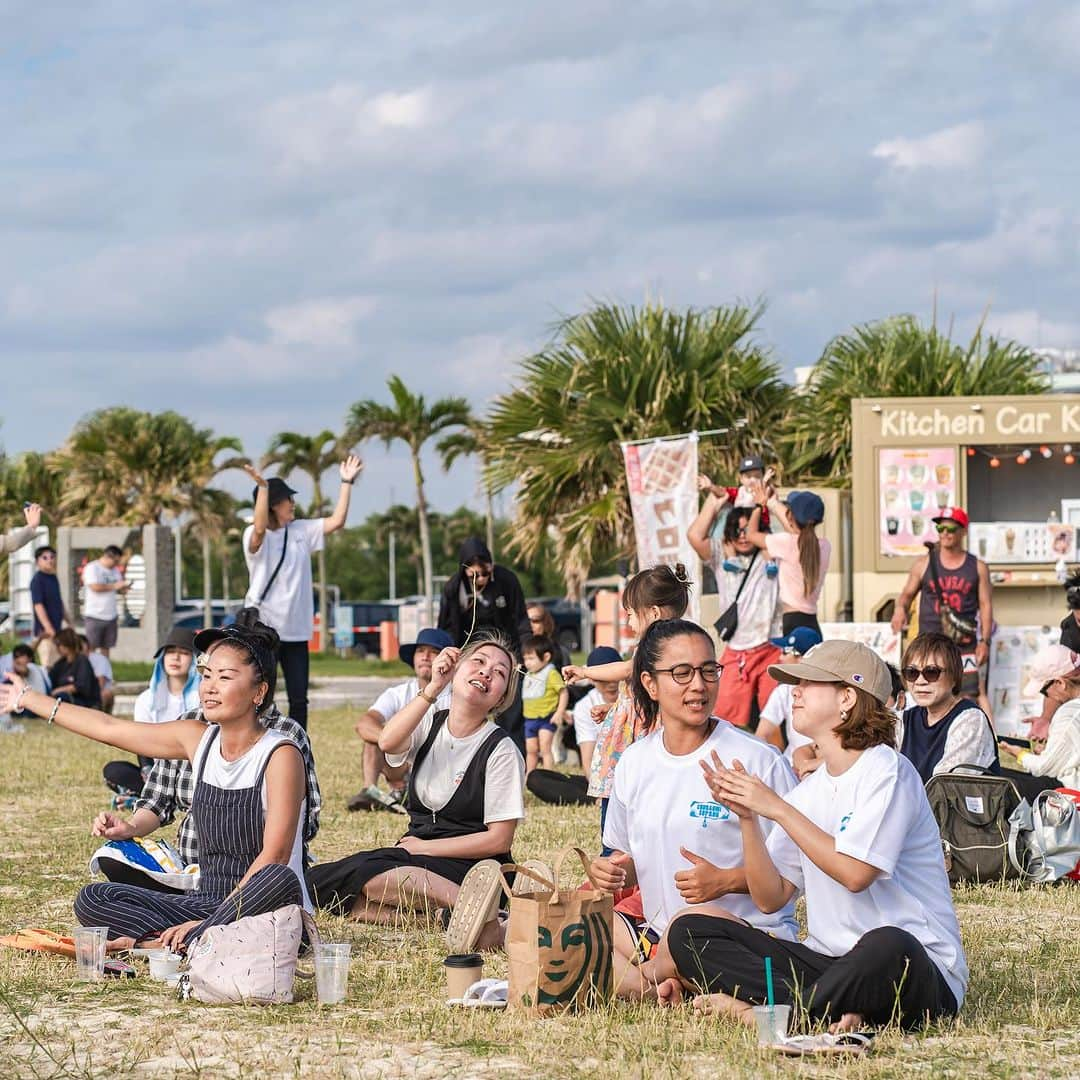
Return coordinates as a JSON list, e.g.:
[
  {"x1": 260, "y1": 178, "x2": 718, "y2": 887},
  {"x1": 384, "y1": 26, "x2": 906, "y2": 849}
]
[{"x1": 0, "y1": 303, "x2": 1047, "y2": 629}]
